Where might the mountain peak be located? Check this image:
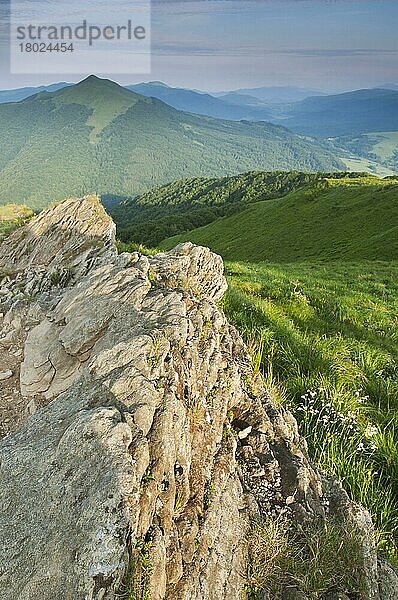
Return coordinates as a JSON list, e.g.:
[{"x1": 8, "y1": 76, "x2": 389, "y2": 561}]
[
  {"x1": 53, "y1": 76, "x2": 146, "y2": 142},
  {"x1": 79, "y1": 74, "x2": 102, "y2": 83},
  {"x1": 54, "y1": 74, "x2": 144, "y2": 106},
  {"x1": 148, "y1": 81, "x2": 170, "y2": 87},
  {"x1": 73, "y1": 74, "x2": 122, "y2": 89}
]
